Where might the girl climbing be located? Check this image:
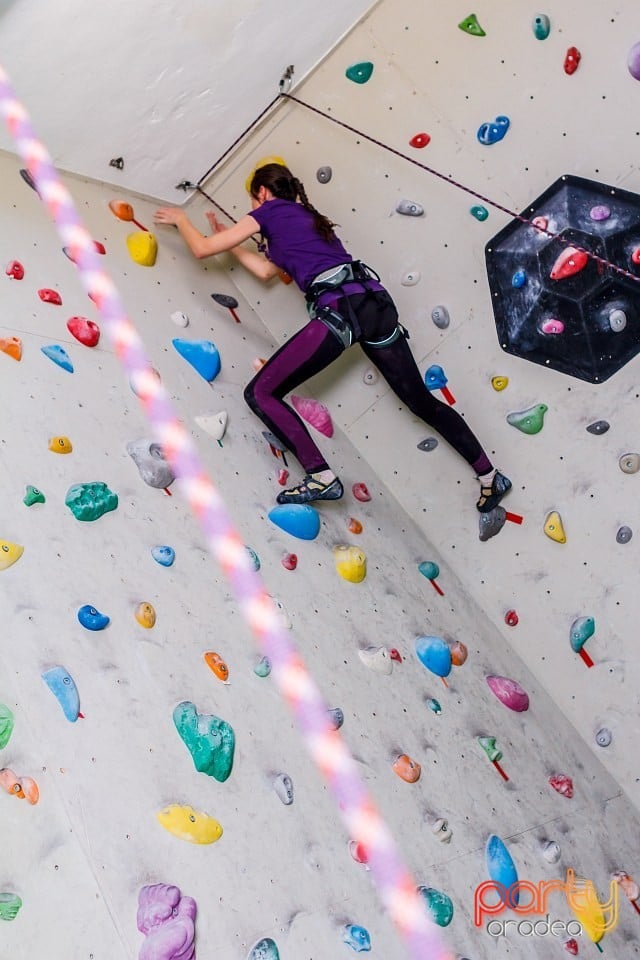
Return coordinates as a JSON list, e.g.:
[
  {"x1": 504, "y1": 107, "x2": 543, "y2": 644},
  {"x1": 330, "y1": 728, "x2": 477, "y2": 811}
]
[{"x1": 154, "y1": 162, "x2": 511, "y2": 512}]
